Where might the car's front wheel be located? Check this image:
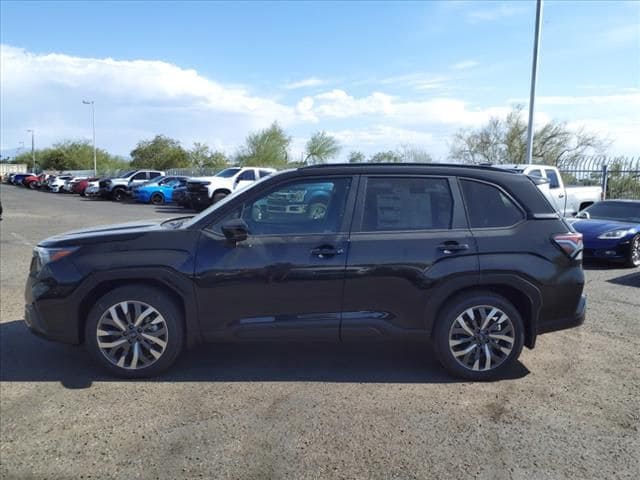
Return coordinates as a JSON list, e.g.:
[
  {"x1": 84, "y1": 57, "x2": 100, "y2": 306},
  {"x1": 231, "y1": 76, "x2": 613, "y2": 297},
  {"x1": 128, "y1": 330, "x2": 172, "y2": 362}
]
[
  {"x1": 112, "y1": 187, "x2": 126, "y2": 202},
  {"x1": 434, "y1": 292, "x2": 524, "y2": 381},
  {"x1": 85, "y1": 286, "x2": 184, "y2": 378},
  {"x1": 626, "y1": 234, "x2": 640, "y2": 268}
]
